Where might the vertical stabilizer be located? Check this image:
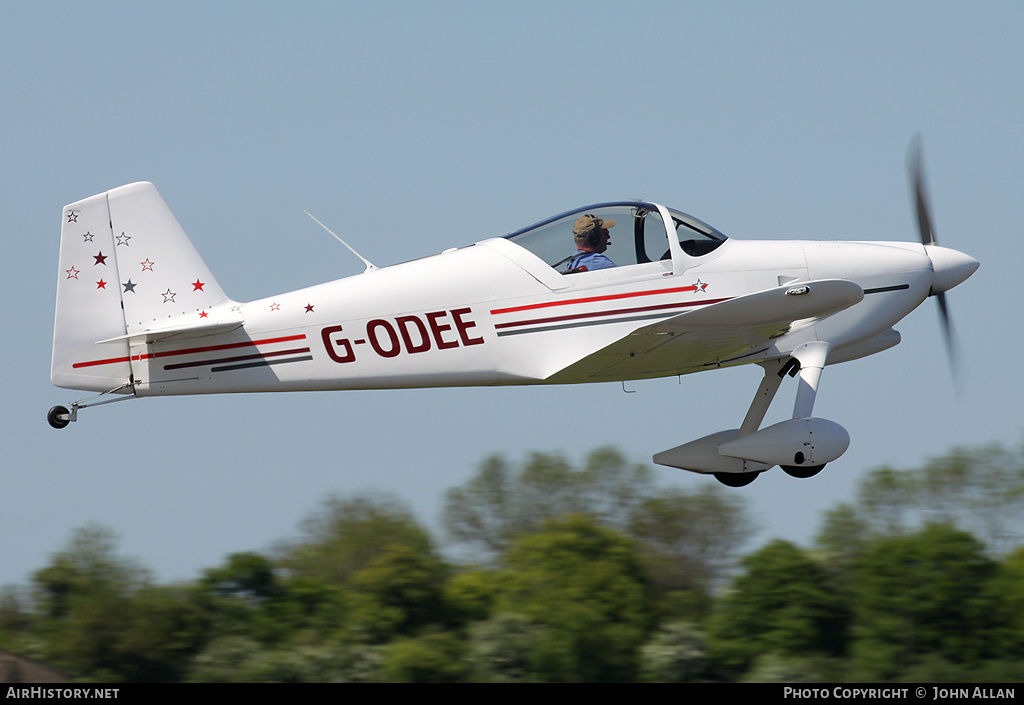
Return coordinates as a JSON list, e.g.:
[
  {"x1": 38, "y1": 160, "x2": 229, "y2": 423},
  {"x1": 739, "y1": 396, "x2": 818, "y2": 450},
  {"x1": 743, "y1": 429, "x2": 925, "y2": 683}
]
[
  {"x1": 106, "y1": 182, "x2": 231, "y2": 334},
  {"x1": 52, "y1": 182, "x2": 236, "y2": 392}
]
